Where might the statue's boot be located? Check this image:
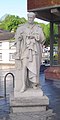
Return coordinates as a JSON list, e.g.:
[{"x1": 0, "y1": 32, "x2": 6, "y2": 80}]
[{"x1": 32, "y1": 83, "x2": 39, "y2": 90}]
